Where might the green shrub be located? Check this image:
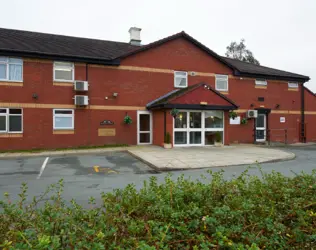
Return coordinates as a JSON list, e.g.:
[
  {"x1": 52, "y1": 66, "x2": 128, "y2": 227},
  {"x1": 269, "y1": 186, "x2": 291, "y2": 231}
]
[
  {"x1": 214, "y1": 132, "x2": 222, "y2": 143},
  {"x1": 1, "y1": 170, "x2": 316, "y2": 249},
  {"x1": 164, "y1": 132, "x2": 171, "y2": 144}
]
